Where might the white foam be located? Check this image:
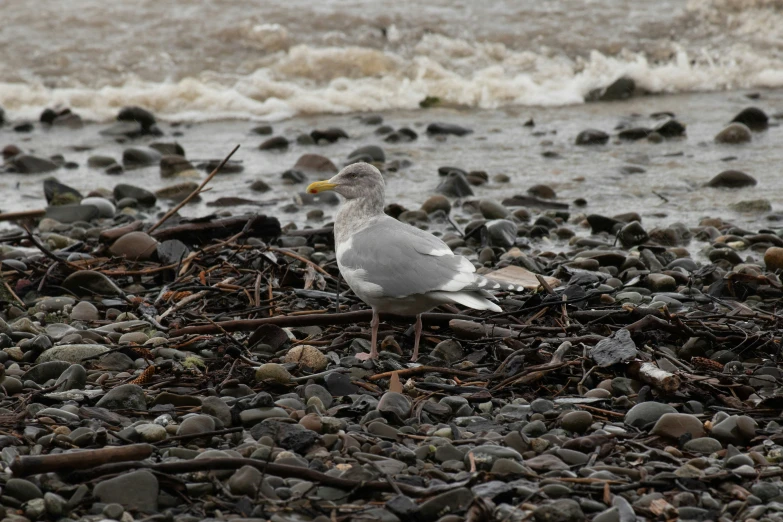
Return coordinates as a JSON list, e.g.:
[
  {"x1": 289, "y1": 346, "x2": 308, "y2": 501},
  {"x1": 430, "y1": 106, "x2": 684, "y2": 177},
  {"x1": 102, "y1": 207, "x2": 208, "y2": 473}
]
[{"x1": 2, "y1": 30, "x2": 783, "y2": 122}]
